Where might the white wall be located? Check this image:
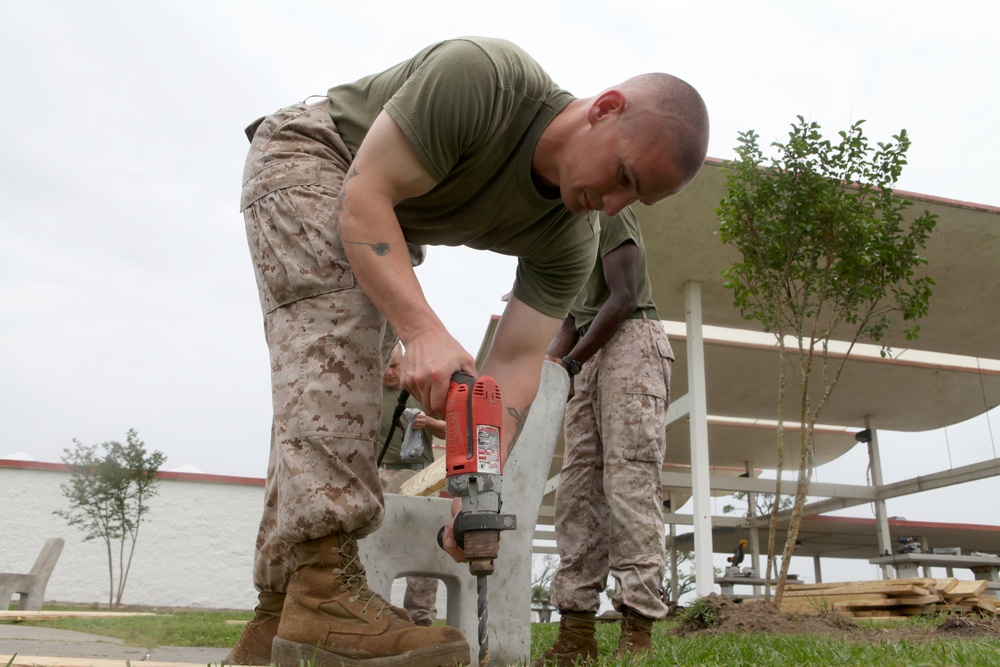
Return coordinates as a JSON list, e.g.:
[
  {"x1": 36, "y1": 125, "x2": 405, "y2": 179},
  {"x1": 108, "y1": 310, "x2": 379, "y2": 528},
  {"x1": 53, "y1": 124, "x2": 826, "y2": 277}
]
[{"x1": 1, "y1": 464, "x2": 262, "y2": 609}]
